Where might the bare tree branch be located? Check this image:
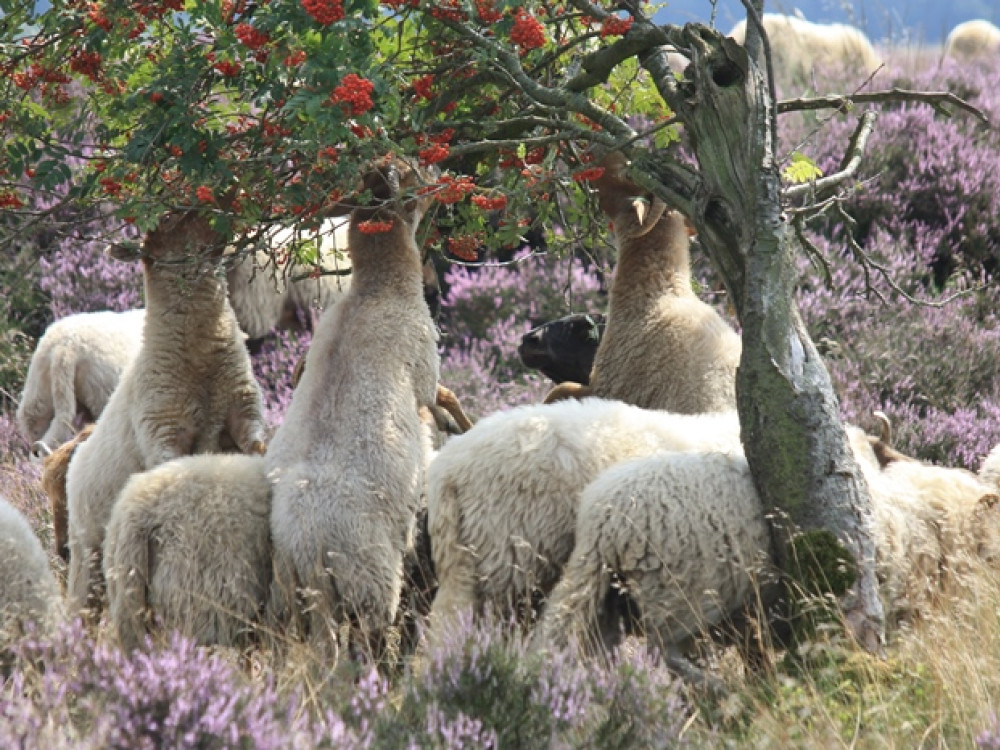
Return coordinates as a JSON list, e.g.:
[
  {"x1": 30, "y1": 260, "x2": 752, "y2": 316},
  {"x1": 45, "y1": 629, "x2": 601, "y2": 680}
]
[{"x1": 778, "y1": 88, "x2": 990, "y2": 124}]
